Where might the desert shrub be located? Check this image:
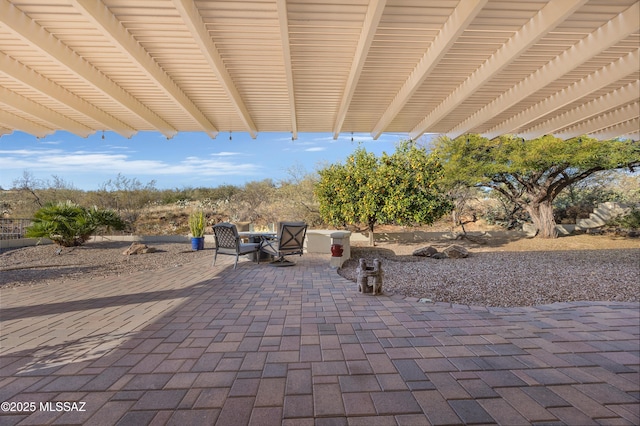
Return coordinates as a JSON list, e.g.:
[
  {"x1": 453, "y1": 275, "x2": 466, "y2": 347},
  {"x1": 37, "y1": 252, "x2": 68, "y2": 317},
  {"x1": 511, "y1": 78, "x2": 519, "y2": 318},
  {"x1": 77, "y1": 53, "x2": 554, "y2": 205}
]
[
  {"x1": 481, "y1": 192, "x2": 528, "y2": 229},
  {"x1": 606, "y1": 208, "x2": 640, "y2": 230},
  {"x1": 554, "y1": 185, "x2": 616, "y2": 224},
  {"x1": 25, "y1": 201, "x2": 126, "y2": 246},
  {"x1": 225, "y1": 179, "x2": 277, "y2": 224},
  {"x1": 554, "y1": 171, "x2": 639, "y2": 224},
  {"x1": 175, "y1": 199, "x2": 191, "y2": 209}
]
